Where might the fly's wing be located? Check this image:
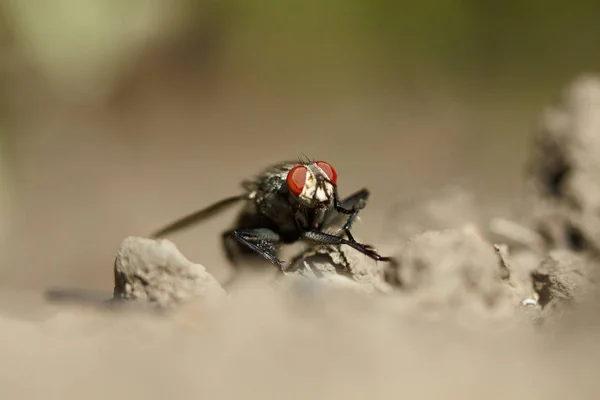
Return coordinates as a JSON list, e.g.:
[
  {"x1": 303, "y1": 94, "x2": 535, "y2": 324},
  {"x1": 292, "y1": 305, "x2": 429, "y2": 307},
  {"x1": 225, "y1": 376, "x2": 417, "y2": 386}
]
[{"x1": 150, "y1": 194, "x2": 249, "y2": 238}]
